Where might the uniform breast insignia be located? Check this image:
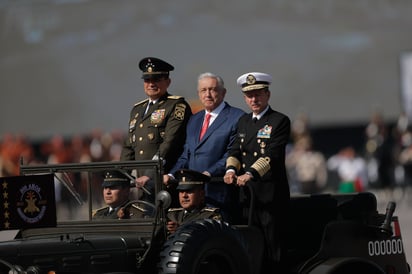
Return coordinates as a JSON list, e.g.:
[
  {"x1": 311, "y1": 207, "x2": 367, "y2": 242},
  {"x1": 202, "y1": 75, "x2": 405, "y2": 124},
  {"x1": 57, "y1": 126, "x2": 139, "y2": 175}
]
[
  {"x1": 260, "y1": 141, "x2": 266, "y2": 154},
  {"x1": 174, "y1": 103, "x2": 187, "y2": 121},
  {"x1": 151, "y1": 109, "x2": 165, "y2": 123},
  {"x1": 257, "y1": 125, "x2": 272, "y2": 138},
  {"x1": 148, "y1": 133, "x2": 154, "y2": 140},
  {"x1": 129, "y1": 119, "x2": 137, "y2": 131}
]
